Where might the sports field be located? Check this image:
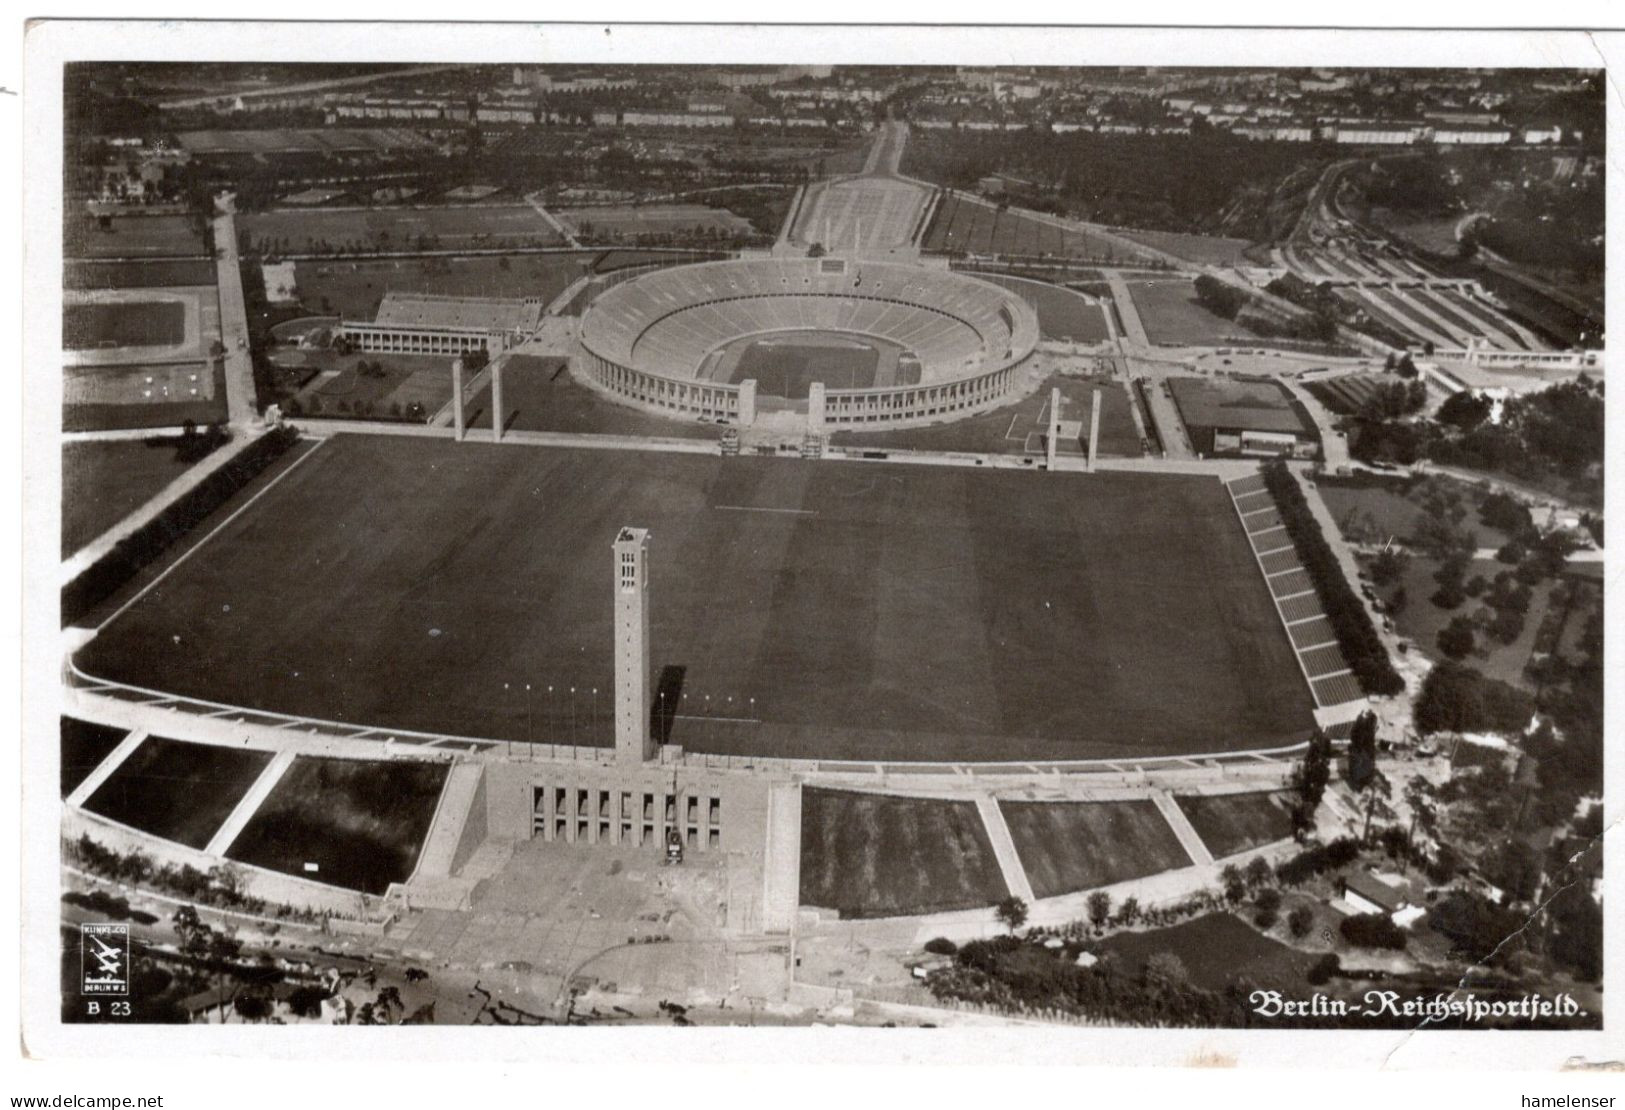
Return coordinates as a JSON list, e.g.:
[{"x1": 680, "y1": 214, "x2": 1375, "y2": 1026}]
[
  {"x1": 798, "y1": 787, "x2": 1008, "y2": 917},
  {"x1": 78, "y1": 436, "x2": 1313, "y2": 762},
  {"x1": 63, "y1": 363, "x2": 228, "y2": 434},
  {"x1": 62, "y1": 436, "x2": 224, "y2": 556},
  {"x1": 1000, "y1": 799, "x2": 1192, "y2": 899},
  {"x1": 970, "y1": 273, "x2": 1113, "y2": 343},
  {"x1": 728, "y1": 333, "x2": 882, "y2": 398},
  {"x1": 239, "y1": 205, "x2": 566, "y2": 255},
  {"x1": 1125, "y1": 278, "x2": 1256, "y2": 346},
  {"x1": 82, "y1": 737, "x2": 273, "y2": 850},
  {"x1": 830, "y1": 372, "x2": 1143, "y2": 459},
  {"x1": 63, "y1": 301, "x2": 186, "y2": 351},
  {"x1": 64, "y1": 214, "x2": 207, "y2": 260},
  {"x1": 923, "y1": 194, "x2": 1151, "y2": 263},
  {"x1": 558, "y1": 204, "x2": 753, "y2": 240},
  {"x1": 294, "y1": 252, "x2": 594, "y2": 320},
  {"x1": 1173, "y1": 791, "x2": 1294, "y2": 860},
  {"x1": 225, "y1": 756, "x2": 448, "y2": 895}
]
